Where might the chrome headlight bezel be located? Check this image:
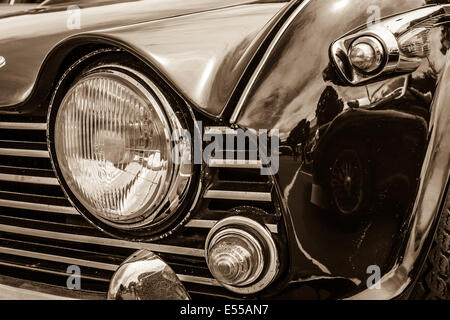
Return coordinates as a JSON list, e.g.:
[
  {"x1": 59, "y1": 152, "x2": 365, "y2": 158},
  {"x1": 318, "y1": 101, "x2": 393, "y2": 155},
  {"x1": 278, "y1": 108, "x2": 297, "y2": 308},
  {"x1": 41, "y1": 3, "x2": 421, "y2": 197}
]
[{"x1": 47, "y1": 56, "x2": 199, "y2": 240}]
